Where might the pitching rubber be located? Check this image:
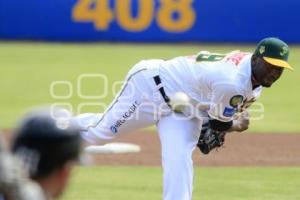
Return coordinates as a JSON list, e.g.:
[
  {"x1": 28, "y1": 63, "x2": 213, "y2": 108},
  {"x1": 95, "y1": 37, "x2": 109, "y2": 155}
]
[{"x1": 84, "y1": 143, "x2": 141, "y2": 154}]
